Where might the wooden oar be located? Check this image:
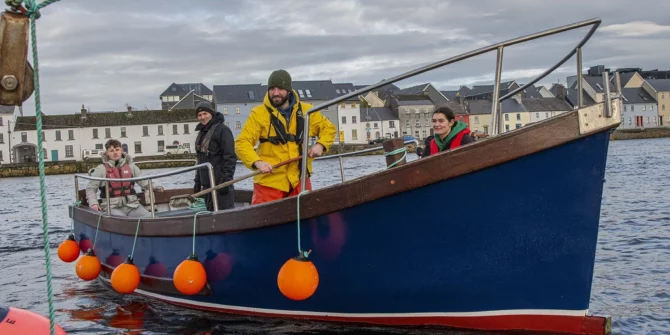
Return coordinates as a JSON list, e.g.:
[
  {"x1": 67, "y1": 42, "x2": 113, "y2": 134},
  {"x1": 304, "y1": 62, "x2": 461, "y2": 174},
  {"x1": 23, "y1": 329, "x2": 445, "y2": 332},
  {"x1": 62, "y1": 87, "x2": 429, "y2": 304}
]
[{"x1": 168, "y1": 156, "x2": 303, "y2": 208}]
